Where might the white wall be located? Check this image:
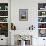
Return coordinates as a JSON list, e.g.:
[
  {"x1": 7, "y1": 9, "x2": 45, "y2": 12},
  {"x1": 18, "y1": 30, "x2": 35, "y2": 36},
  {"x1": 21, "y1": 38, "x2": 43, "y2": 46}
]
[
  {"x1": 11, "y1": 0, "x2": 38, "y2": 30},
  {"x1": 11, "y1": 0, "x2": 46, "y2": 46},
  {"x1": 11, "y1": 0, "x2": 46, "y2": 30}
]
